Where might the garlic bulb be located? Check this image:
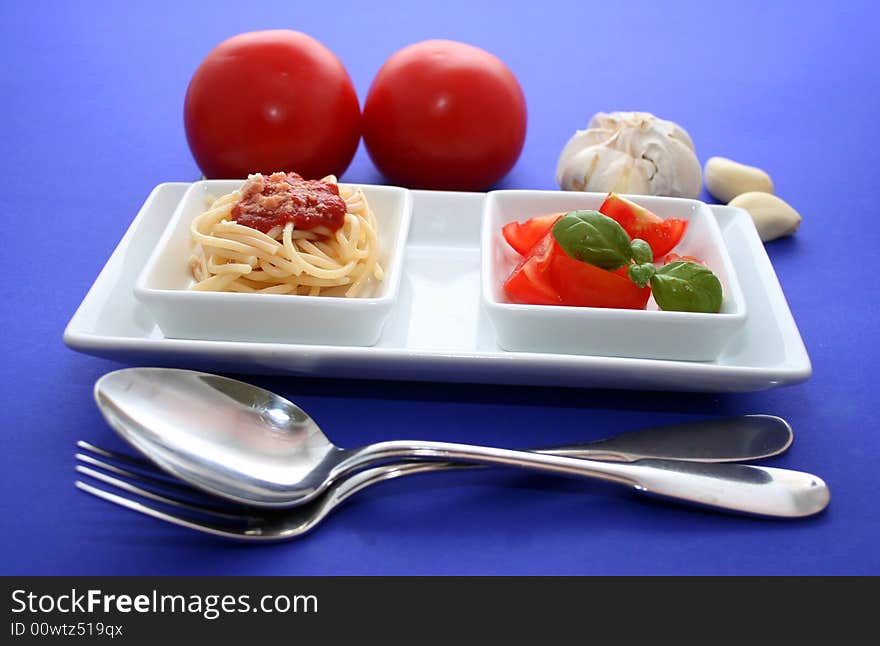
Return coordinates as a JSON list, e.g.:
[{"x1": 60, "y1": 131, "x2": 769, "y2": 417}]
[{"x1": 556, "y1": 111, "x2": 702, "y2": 198}]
